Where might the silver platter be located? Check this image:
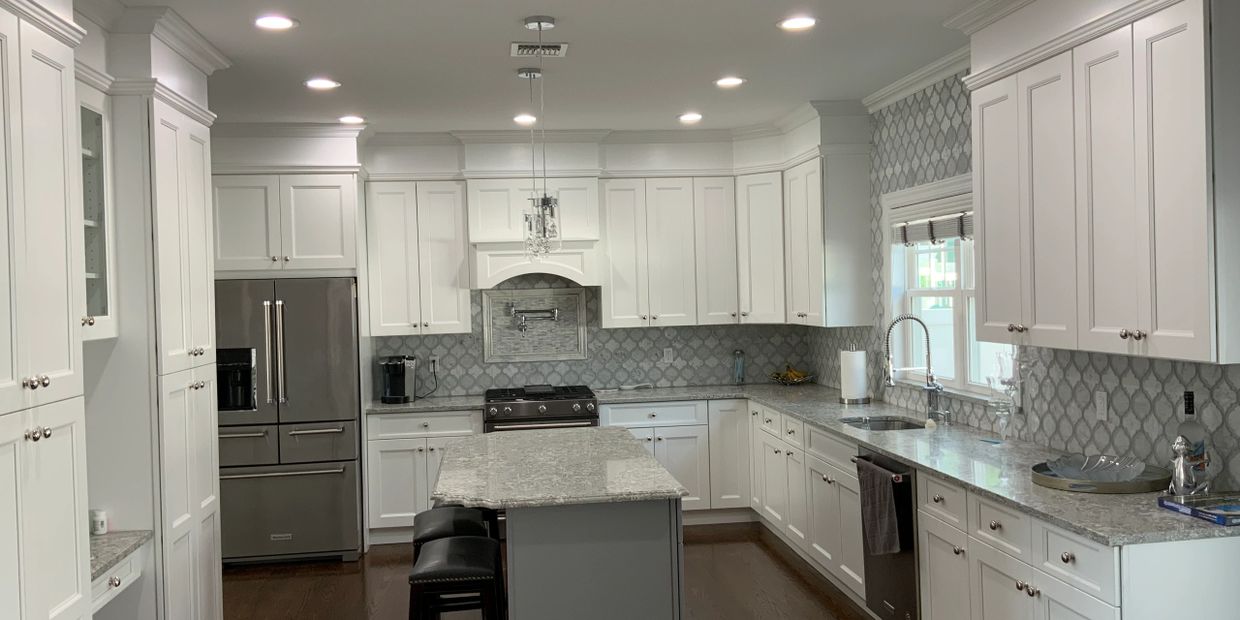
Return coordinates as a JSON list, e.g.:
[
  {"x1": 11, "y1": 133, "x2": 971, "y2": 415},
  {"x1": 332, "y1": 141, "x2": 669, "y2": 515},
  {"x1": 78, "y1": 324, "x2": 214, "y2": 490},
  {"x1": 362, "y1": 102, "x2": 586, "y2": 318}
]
[{"x1": 1031, "y1": 462, "x2": 1171, "y2": 494}]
